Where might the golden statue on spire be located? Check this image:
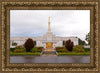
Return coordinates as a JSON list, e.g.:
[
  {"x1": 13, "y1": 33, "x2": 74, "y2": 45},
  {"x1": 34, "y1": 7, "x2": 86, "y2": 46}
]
[{"x1": 48, "y1": 16, "x2": 50, "y2": 22}]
